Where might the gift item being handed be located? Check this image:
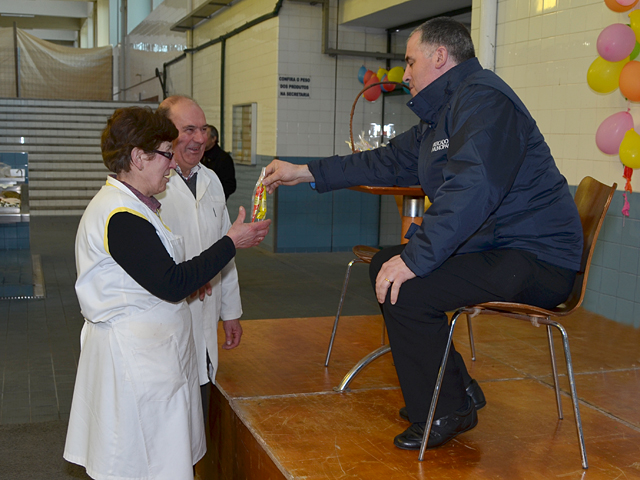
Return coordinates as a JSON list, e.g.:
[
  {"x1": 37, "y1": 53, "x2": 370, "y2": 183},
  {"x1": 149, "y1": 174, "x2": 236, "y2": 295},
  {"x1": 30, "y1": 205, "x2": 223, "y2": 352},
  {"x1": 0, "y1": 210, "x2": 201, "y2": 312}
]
[{"x1": 251, "y1": 168, "x2": 267, "y2": 222}]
